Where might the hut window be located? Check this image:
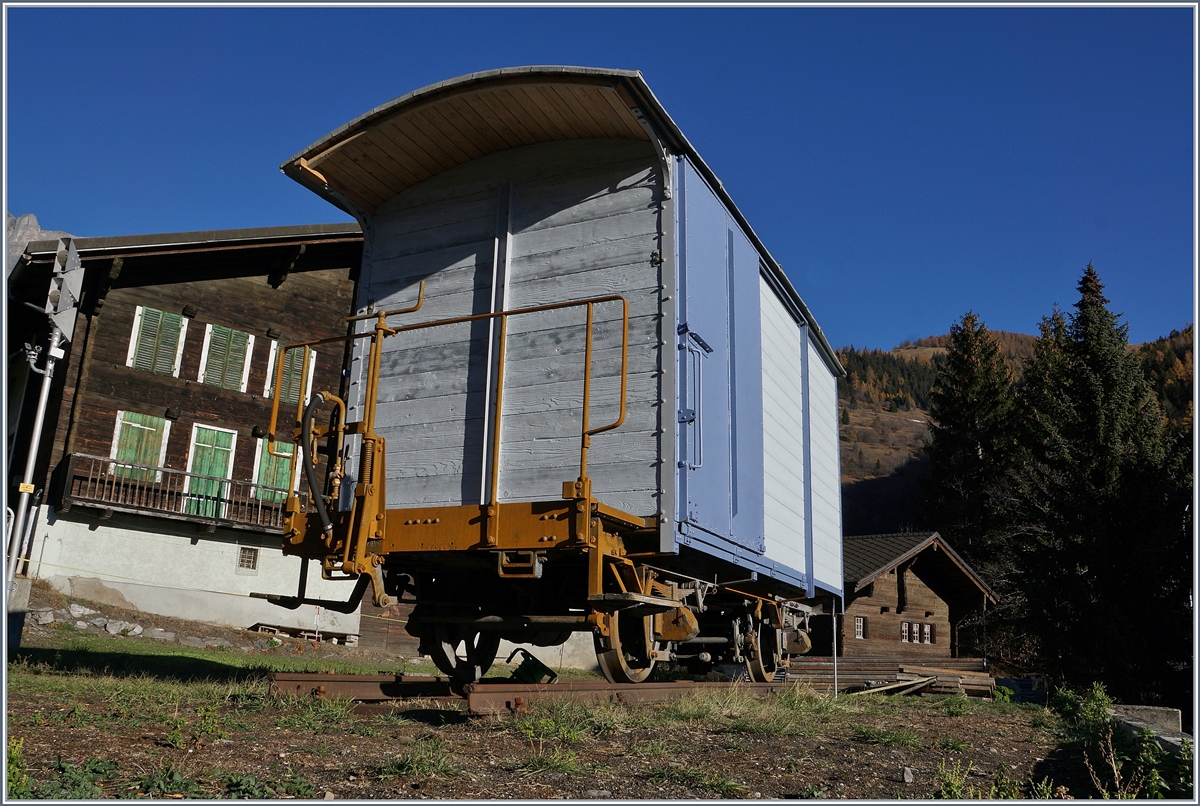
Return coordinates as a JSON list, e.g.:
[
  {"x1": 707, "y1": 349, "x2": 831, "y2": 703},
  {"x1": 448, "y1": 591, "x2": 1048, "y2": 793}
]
[
  {"x1": 199, "y1": 324, "x2": 255, "y2": 392},
  {"x1": 901, "y1": 622, "x2": 909, "y2": 642},
  {"x1": 926, "y1": 624, "x2": 935, "y2": 644},
  {"x1": 126, "y1": 306, "x2": 188, "y2": 377},
  {"x1": 237, "y1": 546, "x2": 259, "y2": 572},
  {"x1": 854, "y1": 616, "x2": 865, "y2": 639}
]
